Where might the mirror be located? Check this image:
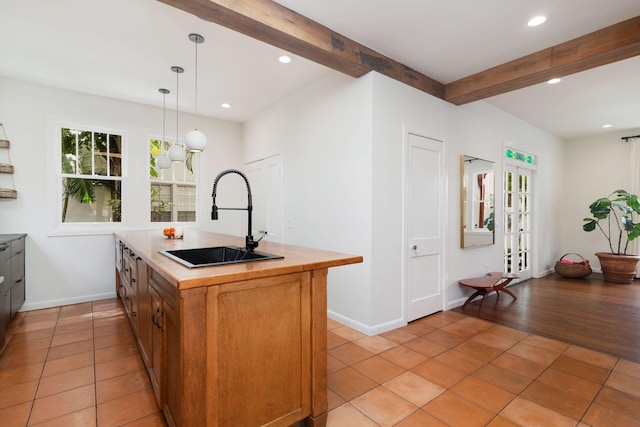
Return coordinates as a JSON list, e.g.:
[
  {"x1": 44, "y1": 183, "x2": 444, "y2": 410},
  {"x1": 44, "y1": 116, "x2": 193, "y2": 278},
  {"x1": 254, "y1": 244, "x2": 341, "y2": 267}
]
[{"x1": 461, "y1": 155, "x2": 495, "y2": 248}]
